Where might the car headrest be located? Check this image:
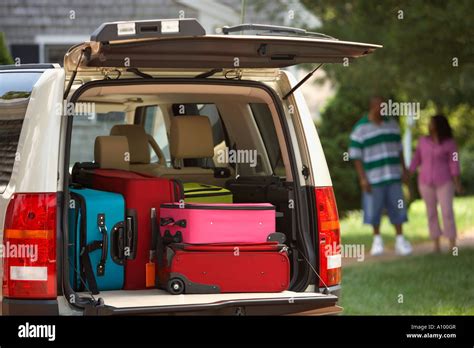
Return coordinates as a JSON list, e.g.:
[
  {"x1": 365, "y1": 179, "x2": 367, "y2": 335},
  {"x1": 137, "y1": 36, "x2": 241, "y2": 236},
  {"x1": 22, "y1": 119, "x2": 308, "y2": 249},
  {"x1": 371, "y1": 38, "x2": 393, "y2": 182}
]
[
  {"x1": 110, "y1": 124, "x2": 150, "y2": 164},
  {"x1": 170, "y1": 116, "x2": 214, "y2": 159},
  {"x1": 94, "y1": 136, "x2": 130, "y2": 170}
]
